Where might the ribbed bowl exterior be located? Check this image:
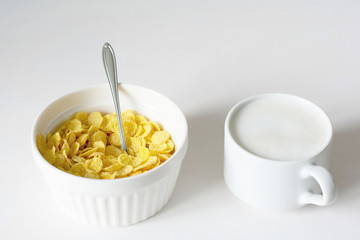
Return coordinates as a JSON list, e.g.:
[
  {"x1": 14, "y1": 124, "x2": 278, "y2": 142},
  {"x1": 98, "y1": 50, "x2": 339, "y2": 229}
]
[{"x1": 48, "y1": 164, "x2": 181, "y2": 227}]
